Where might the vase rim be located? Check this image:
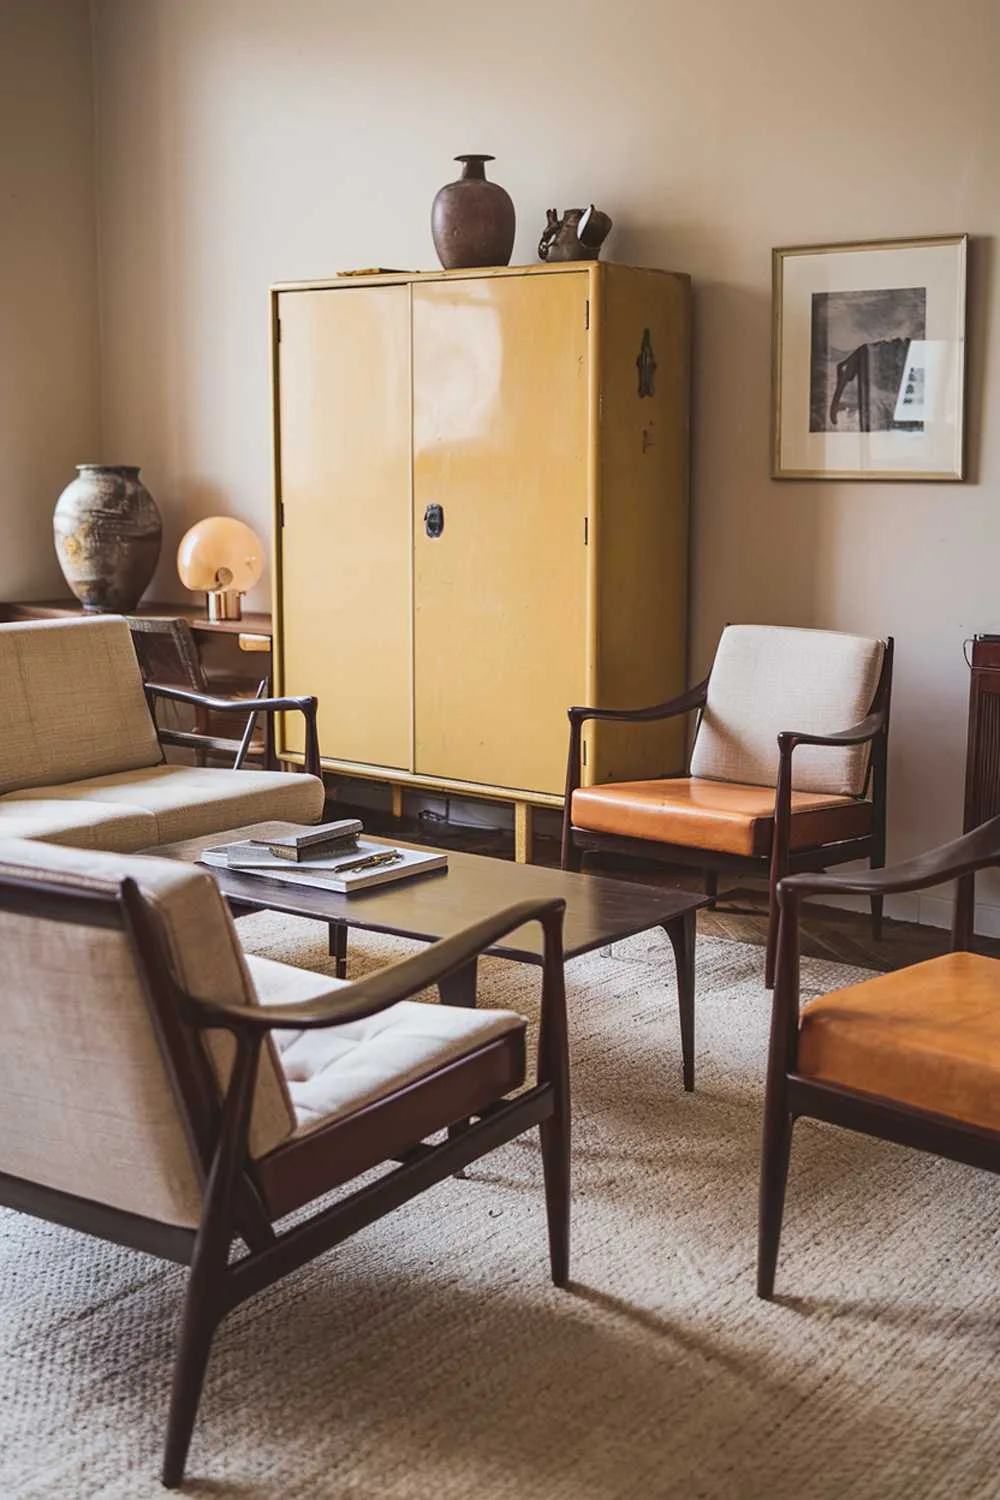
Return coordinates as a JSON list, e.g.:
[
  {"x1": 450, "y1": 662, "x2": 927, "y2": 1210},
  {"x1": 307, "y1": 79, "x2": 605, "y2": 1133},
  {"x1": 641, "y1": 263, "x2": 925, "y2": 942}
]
[
  {"x1": 454, "y1": 153, "x2": 495, "y2": 163},
  {"x1": 76, "y1": 464, "x2": 142, "y2": 476}
]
